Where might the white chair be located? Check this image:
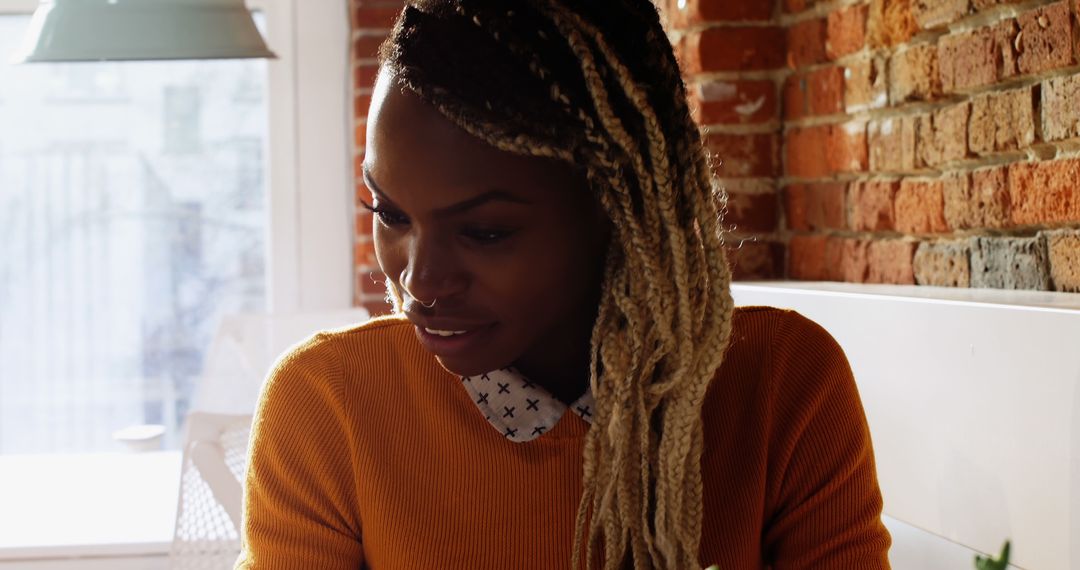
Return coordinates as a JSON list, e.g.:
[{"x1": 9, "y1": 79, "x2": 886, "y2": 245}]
[
  {"x1": 169, "y1": 412, "x2": 252, "y2": 570},
  {"x1": 169, "y1": 308, "x2": 370, "y2": 569}
]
